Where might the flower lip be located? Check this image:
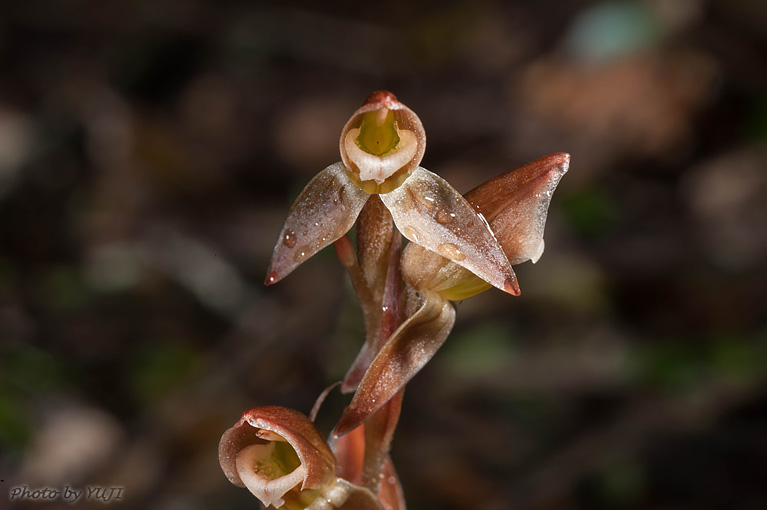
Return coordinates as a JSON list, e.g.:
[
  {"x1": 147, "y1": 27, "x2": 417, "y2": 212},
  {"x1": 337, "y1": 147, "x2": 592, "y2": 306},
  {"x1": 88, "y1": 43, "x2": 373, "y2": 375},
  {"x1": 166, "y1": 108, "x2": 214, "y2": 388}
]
[
  {"x1": 219, "y1": 406, "x2": 336, "y2": 508},
  {"x1": 340, "y1": 91, "x2": 426, "y2": 193}
]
